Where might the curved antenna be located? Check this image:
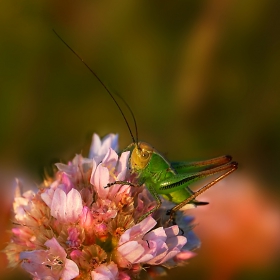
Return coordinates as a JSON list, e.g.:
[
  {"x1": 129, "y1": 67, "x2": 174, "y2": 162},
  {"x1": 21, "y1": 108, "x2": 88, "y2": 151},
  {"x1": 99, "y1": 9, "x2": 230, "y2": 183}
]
[
  {"x1": 113, "y1": 91, "x2": 139, "y2": 146},
  {"x1": 53, "y1": 29, "x2": 137, "y2": 144}
]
